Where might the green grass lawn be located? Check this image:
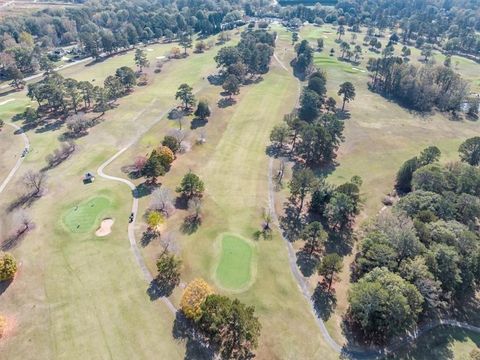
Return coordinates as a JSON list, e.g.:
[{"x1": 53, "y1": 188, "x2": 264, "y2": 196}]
[
  {"x1": 112, "y1": 25, "x2": 338, "y2": 359},
  {"x1": 62, "y1": 195, "x2": 112, "y2": 233},
  {"x1": 215, "y1": 234, "x2": 254, "y2": 290},
  {"x1": 295, "y1": 24, "x2": 480, "y2": 353},
  {"x1": 0, "y1": 33, "x2": 233, "y2": 359}
]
